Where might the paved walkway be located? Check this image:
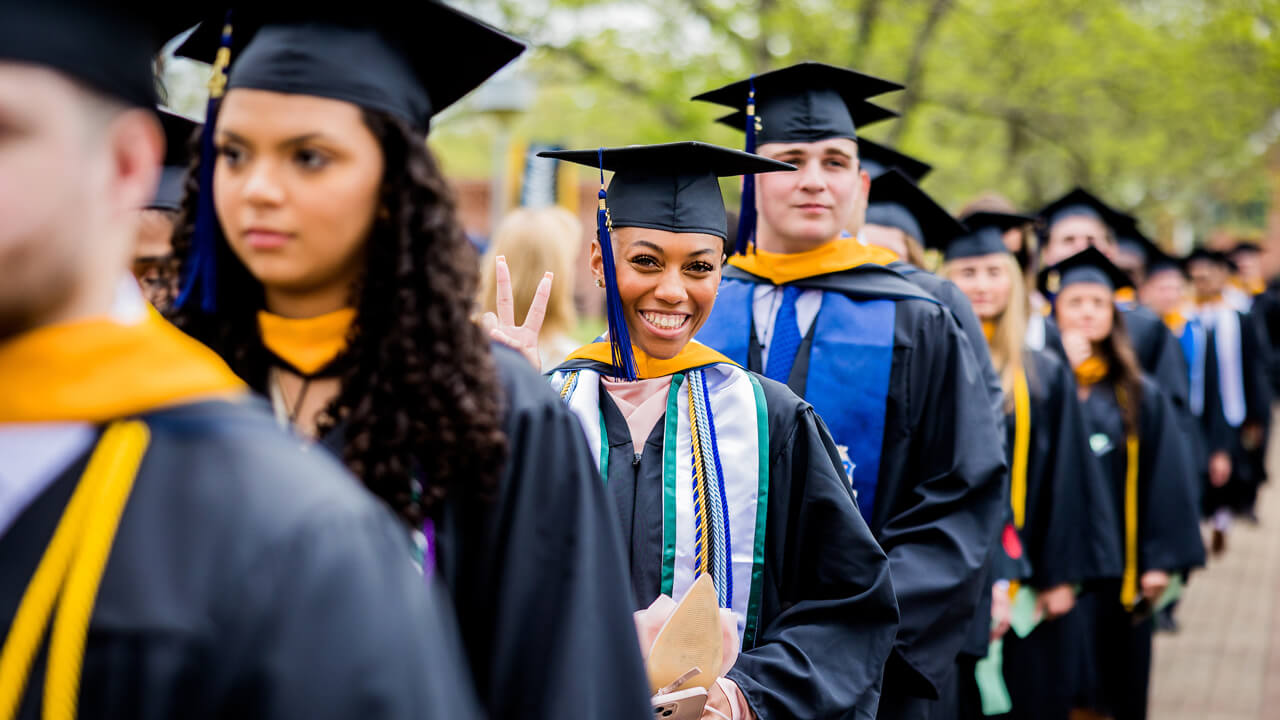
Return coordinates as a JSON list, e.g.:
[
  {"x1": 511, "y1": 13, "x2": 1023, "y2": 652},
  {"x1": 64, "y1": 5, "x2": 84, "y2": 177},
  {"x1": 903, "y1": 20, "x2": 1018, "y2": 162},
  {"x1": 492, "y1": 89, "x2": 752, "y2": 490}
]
[{"x1": 1148, "y1": 421, "x2": 1280, "y2": 720}]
